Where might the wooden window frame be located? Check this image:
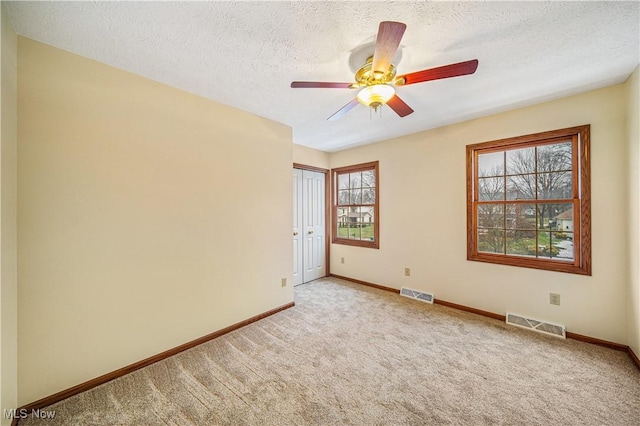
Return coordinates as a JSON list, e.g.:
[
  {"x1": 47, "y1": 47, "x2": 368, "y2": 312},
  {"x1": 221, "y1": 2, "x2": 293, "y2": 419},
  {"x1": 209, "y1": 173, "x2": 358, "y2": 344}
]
[
  {"x1": 332, "y1": 161, "x2": 380, "y2": 249},
  {"x1": 466, "y1": 125, "x2": 591, "y2": 275}
]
